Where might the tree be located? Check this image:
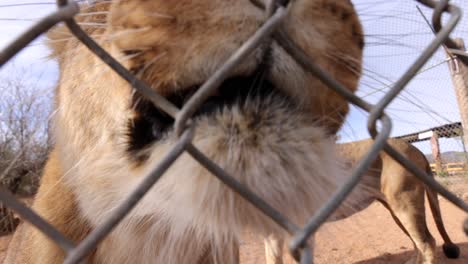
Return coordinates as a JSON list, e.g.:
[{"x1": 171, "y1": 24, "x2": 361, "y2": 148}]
[{"x1": 0, "y1": 69, "x2": 52, "y2": 196}]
